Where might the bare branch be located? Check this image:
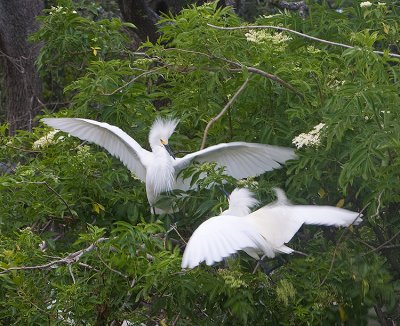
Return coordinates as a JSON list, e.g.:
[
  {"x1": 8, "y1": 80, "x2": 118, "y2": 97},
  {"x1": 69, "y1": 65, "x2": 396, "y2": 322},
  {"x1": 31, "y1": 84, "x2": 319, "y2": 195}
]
[
  {"x1": 165, "y1": 48, "x2": 303, "y2": 97},
  {"x1": 104, "y1": 66, "x2": 168, "y2": 96},
  {"x1": 207, "y1": 24, "x2": 400, "y2": 59},
  {"x1": 0, "y1": 237, "x2": 108, "y2": 274},
  {"x1": 364, "y1": 229, "x2": 400, "y2": 256},
  {"x1": 200, "y1": 78, "x2": 250, "y2": 149},
  {"x1": 68, "y1": 264, "x2": 76, "y2": 284}
]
